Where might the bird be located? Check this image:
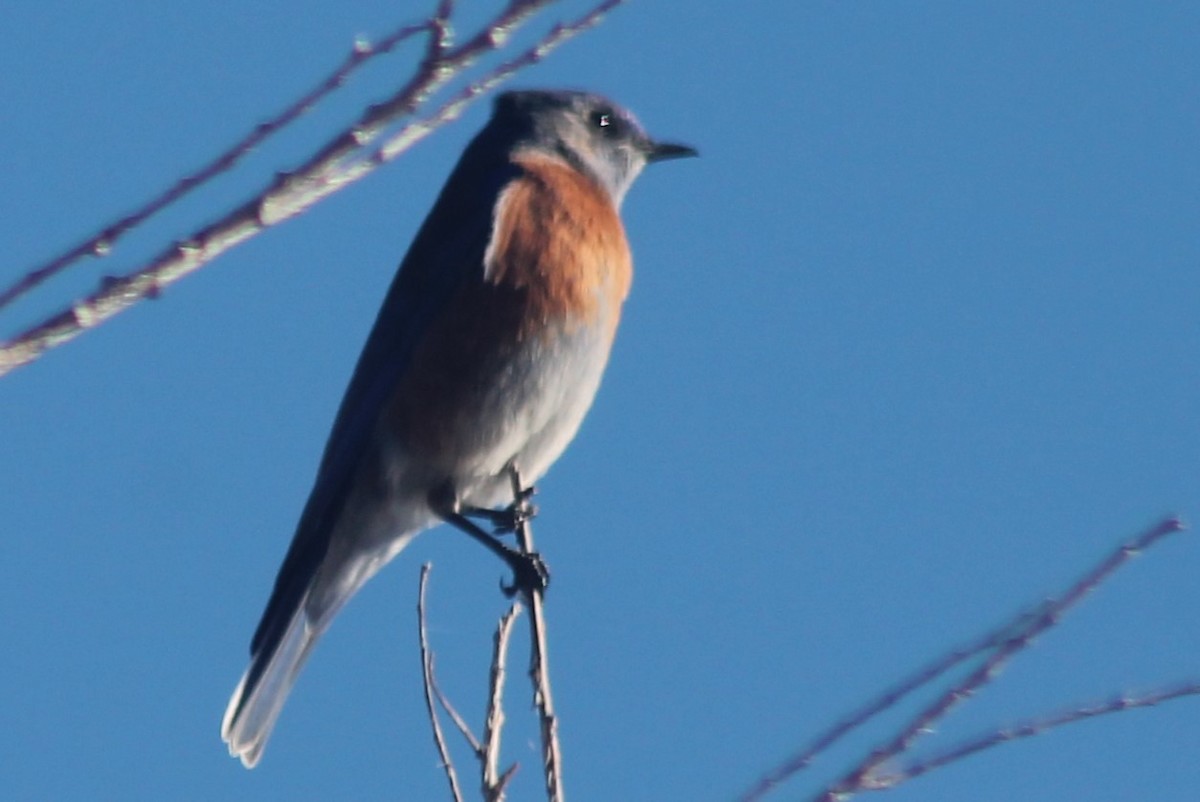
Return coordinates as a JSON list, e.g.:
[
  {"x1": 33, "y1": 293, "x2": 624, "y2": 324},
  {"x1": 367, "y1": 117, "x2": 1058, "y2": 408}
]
[{"x1": 220, "y1": 88, "x2": 696, "y2": 768}]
